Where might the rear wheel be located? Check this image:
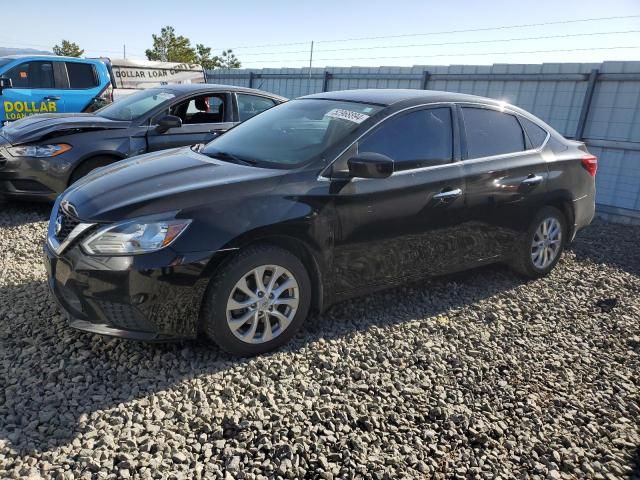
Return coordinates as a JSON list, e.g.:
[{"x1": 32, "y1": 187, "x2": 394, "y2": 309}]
[
  {"x1": 69, "y1": 156, "x2": 117, "y2": 185},
  {"x1": 202, "y1": 245, "x2": 311, "y2": 356},
  {"x1": 511, "y1": 206, "x2": 566, "y2": 278}
]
